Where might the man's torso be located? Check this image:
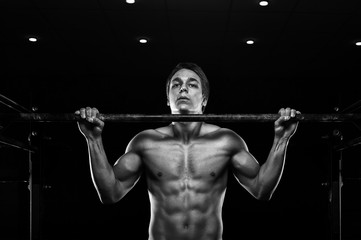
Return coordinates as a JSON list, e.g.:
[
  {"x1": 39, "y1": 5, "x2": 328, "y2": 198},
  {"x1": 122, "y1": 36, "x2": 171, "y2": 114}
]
[{"x1": 134, "y1": 123, "x2": 239, "y2": 240}]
